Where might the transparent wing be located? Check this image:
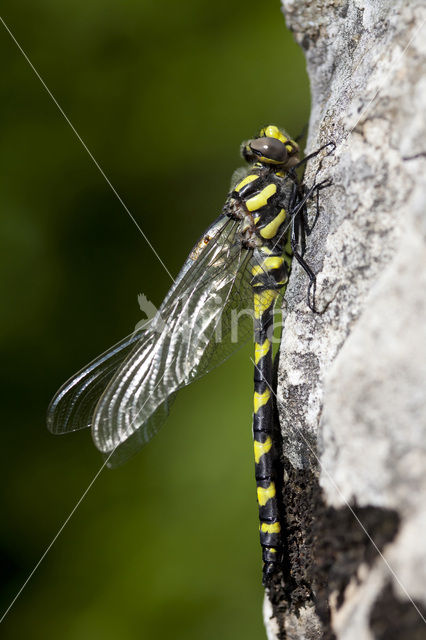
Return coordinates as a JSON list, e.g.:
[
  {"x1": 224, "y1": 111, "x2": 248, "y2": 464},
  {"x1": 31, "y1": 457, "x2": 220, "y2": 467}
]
[
  {"x1": 47, "y1": 330, "x2": 145, "y2": 434},
  {"x1": 101, "y1": 393, "x2": 177, "y2": 468},
  {"x1": 93, "y1": 216, "x2": 257, "y2": 466}
]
